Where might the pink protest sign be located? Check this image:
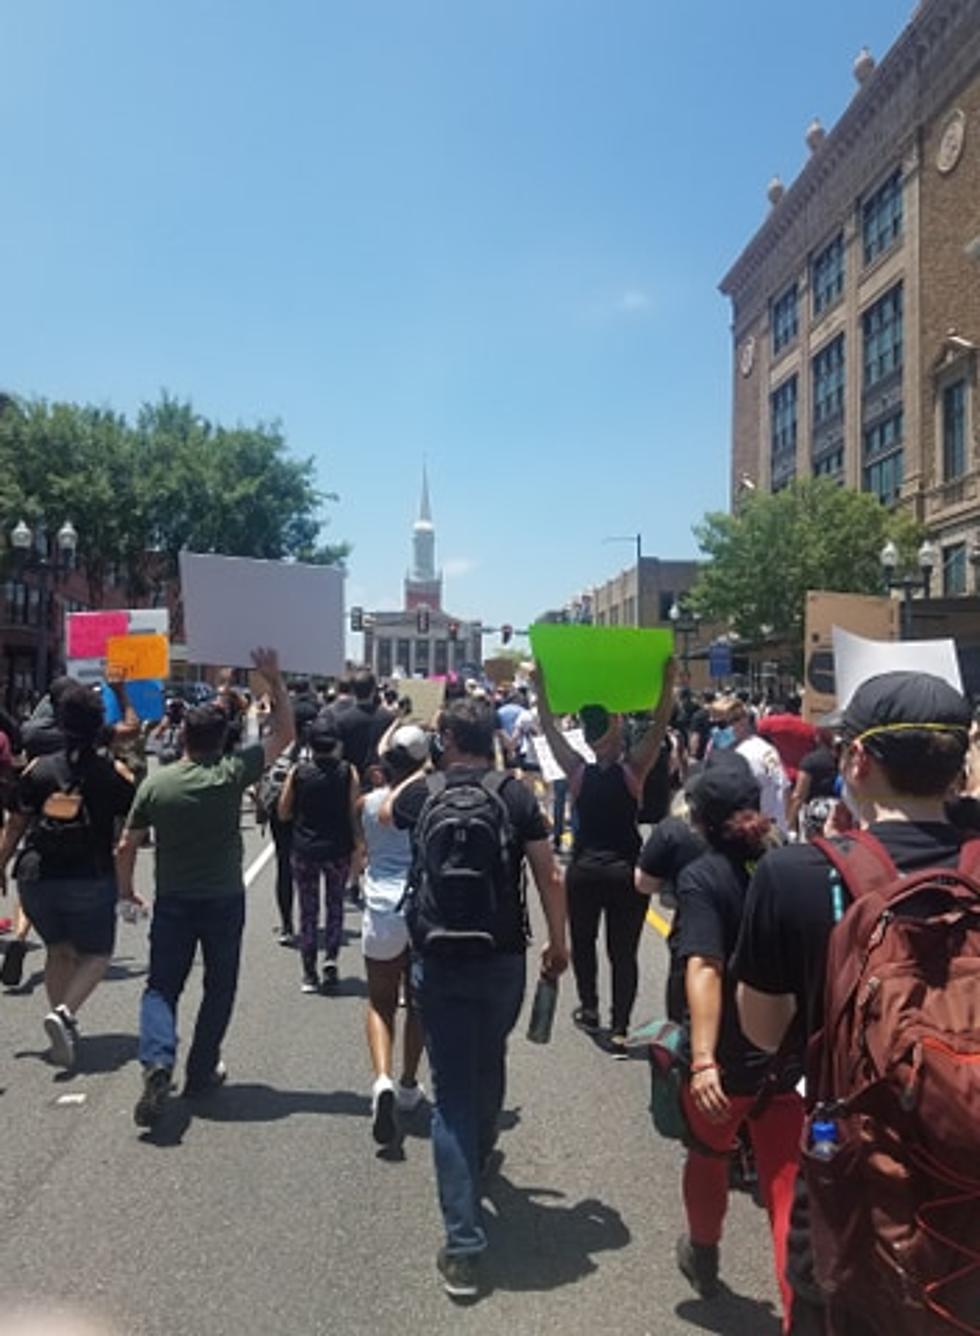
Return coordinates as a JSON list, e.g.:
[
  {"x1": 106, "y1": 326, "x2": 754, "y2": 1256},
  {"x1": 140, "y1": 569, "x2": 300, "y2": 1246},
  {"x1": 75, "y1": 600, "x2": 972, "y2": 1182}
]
[{"x1": 66, "y1": 611, "x2": 129, "y2": 660}]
